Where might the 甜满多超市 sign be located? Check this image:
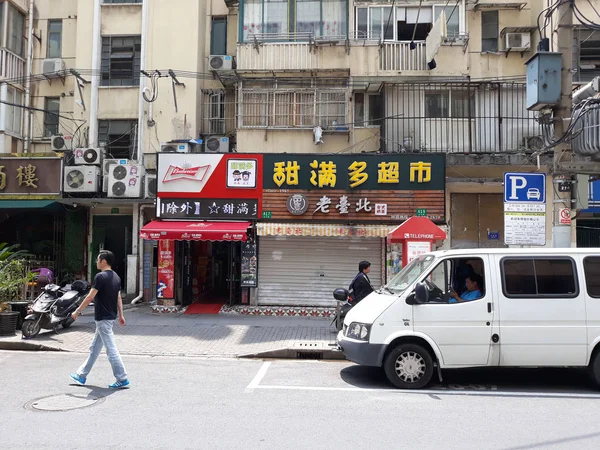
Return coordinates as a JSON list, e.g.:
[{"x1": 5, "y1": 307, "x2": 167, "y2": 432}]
[
  {"x1": 263, "y1": 154, "x2": 444, "y2": 191},
  {"x1": 262, "y1": 154, "x2": 445, "y2": 222}
]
